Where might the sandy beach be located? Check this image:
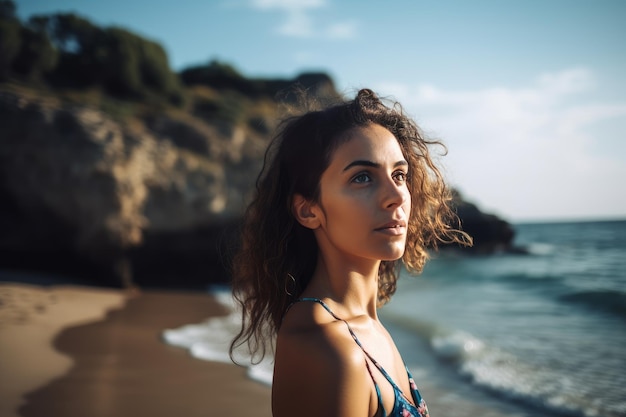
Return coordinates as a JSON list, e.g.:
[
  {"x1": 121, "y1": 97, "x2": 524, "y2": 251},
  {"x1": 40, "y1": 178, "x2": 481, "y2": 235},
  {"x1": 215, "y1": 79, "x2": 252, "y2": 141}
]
[{"x1": 0, "y1": 282, "x2": 271, "y2": 417}]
